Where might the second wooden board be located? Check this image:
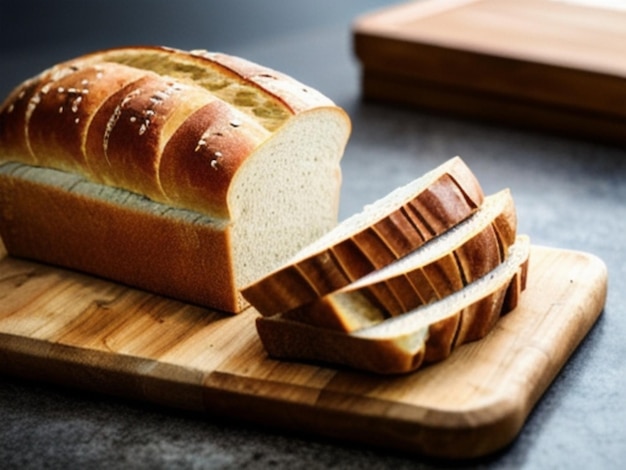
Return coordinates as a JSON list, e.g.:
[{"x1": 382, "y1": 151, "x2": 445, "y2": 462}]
[{"x1": 353, "y1": 0, "x2": 626, "y2": 143}]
